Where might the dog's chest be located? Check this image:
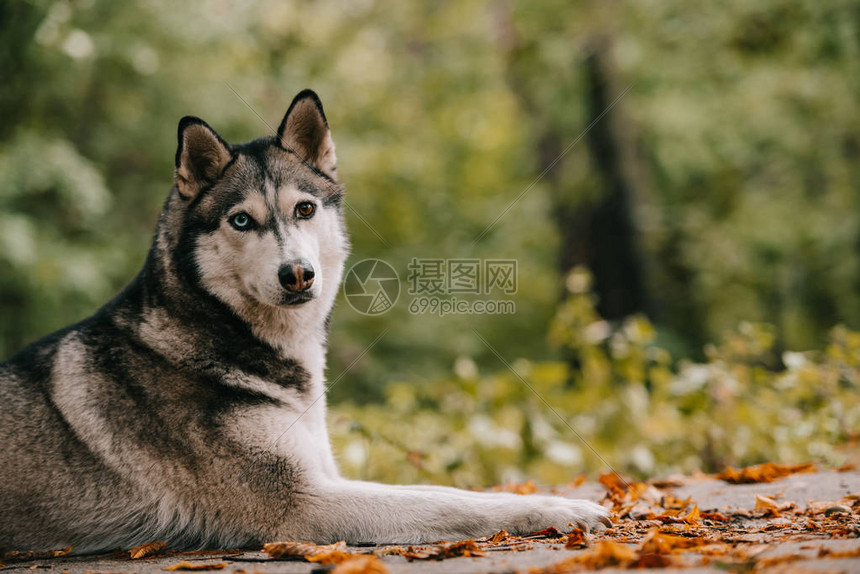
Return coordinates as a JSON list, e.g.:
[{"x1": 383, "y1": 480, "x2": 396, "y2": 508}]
[{"x1": 224, "y1": 335, "x2": 337, "y2": 474}]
